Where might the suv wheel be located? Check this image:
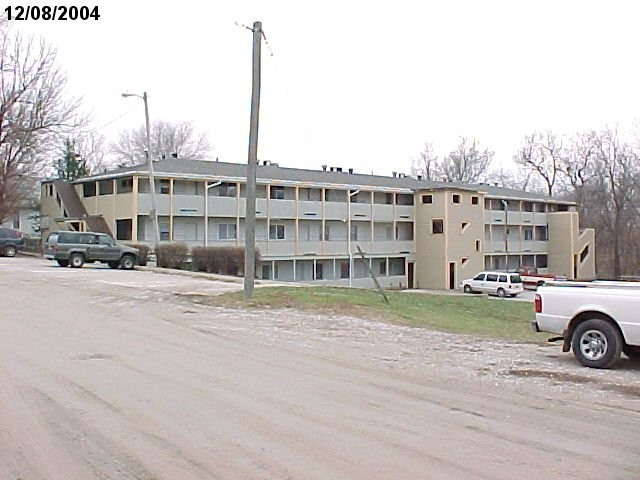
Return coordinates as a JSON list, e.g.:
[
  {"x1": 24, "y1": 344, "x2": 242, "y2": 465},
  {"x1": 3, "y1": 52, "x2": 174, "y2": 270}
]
[
  {"x1": 571, "y1": 318, "x2": 622, "y2": 369},
  {"x1": 120, "y1": 254, "x2": 136, "y2": 270},
  {"x1": 56, "y1": 259, "x2": 69, "y2": 267},
  {"x1": 69, "y1": 253, "x2": 85, "y2": 268},
  {"x1": 3, "y1": 245, "x2": 16, "y2": 257}
]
